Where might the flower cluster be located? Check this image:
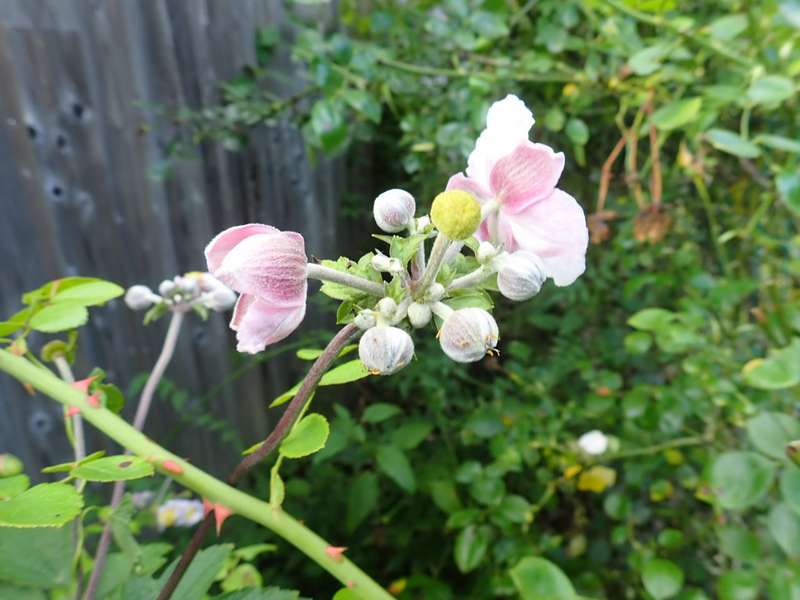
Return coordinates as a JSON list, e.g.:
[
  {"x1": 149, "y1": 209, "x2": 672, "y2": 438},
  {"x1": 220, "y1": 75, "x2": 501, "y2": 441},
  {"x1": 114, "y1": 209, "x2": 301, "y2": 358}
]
[
  {"x1": 155, "y1": 498, "x2": 204, "y2": 530},
  {"x1": 205, "y1": 95, "x2": 588, "y2": 372},
  {"x1": 124, "y1": 272, "x2": 236, "y2": 314}
]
